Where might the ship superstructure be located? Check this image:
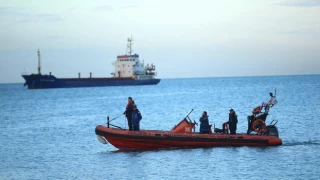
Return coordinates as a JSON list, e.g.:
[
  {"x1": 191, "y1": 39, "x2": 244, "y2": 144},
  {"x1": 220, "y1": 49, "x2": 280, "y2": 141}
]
[{"x1": 112, "y1": 37, "x2": 157, "y2": 80}]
